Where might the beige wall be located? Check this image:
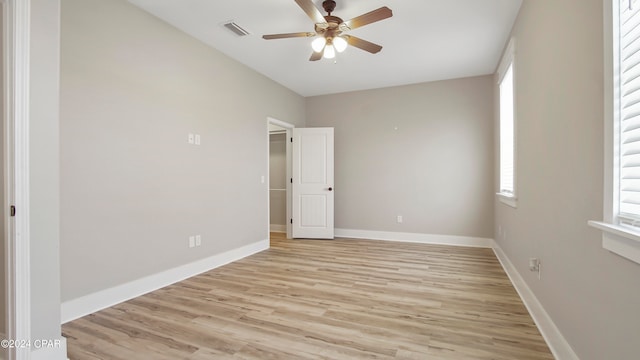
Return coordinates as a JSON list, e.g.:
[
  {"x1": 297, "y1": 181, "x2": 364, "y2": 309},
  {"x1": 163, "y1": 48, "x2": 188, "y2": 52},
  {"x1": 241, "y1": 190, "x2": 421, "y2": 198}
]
[
  {"x1": 269, "y1": 133, "x2": 287, "y2": 227},
  {"x1": 59, "y1": 0, "x2": 305, "y2": 301},
  {"x1": 495, "y1": 0, "x2": 640, "y2": 359},
  {"x1": 307, "y1": 76, "x2": 494, "y2": 238},
  {"x1": 31, "y1": 0, "x2": 64, "y2": 347}
]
